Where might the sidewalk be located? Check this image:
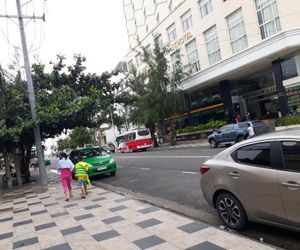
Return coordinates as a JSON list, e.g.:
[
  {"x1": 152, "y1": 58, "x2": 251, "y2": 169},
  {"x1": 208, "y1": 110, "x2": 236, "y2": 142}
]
[
  {"x1": 154, "y1": 139, "x2": 209, "y2": 151},
  {"x1": 0, "y1": 172, "x2": 276, "y2": 250}
]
